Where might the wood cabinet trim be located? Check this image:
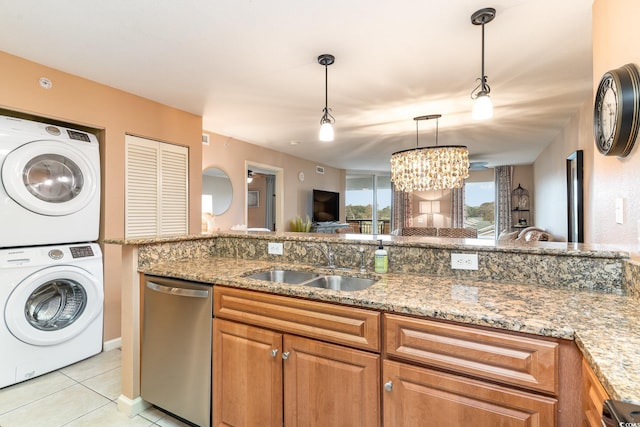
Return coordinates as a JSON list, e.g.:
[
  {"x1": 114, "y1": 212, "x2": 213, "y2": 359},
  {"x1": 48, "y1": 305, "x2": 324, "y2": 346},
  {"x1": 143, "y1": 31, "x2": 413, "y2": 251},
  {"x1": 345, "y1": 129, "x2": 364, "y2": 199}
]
[
  {"x1": 582, "y1": 357, "x2": 609, "y2": 426},
  {"x1": 384, "y1": 313, "x2": 559, "y2": 395},
  {"x1": 214, "y1": 286, "x2": 380, "y2": 352}
]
